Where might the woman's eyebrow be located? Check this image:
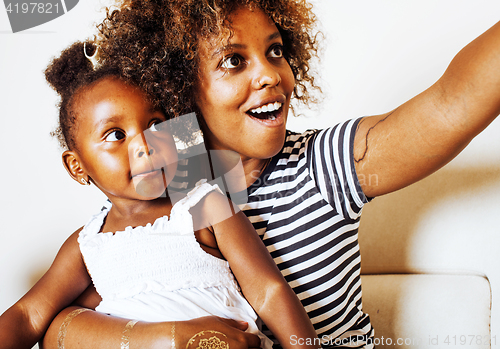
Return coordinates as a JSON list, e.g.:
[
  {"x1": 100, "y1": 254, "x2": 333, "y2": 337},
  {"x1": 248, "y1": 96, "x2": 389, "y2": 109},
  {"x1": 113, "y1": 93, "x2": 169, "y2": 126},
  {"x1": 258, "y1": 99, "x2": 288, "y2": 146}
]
[
  {"x1": 211, "y1": 43, "x2": 246, "y2": 59},
  {"x1": 267, "y1": 31, "x2": 281, "y2": 42},
  {"x1": 210, "y1": 31, "x2": 282, "y2": 59}
]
